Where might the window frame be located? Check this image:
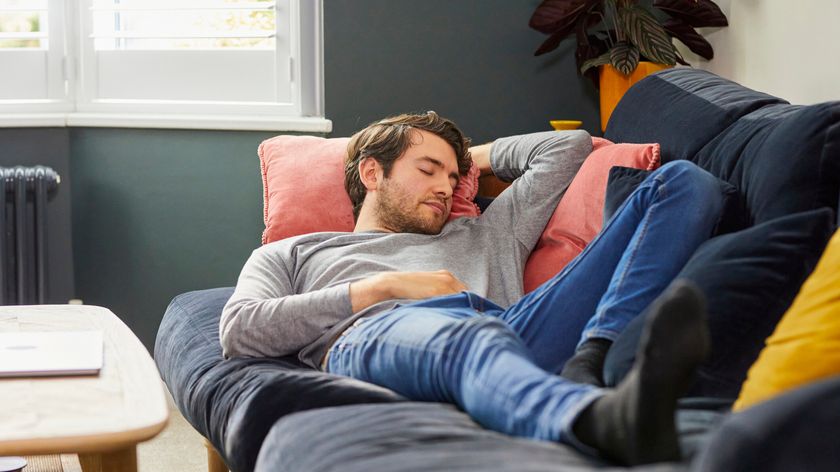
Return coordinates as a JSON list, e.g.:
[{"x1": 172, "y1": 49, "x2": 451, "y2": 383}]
[{"x1": 0, "y1": 0, "x2": 330, "y2": 132}]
